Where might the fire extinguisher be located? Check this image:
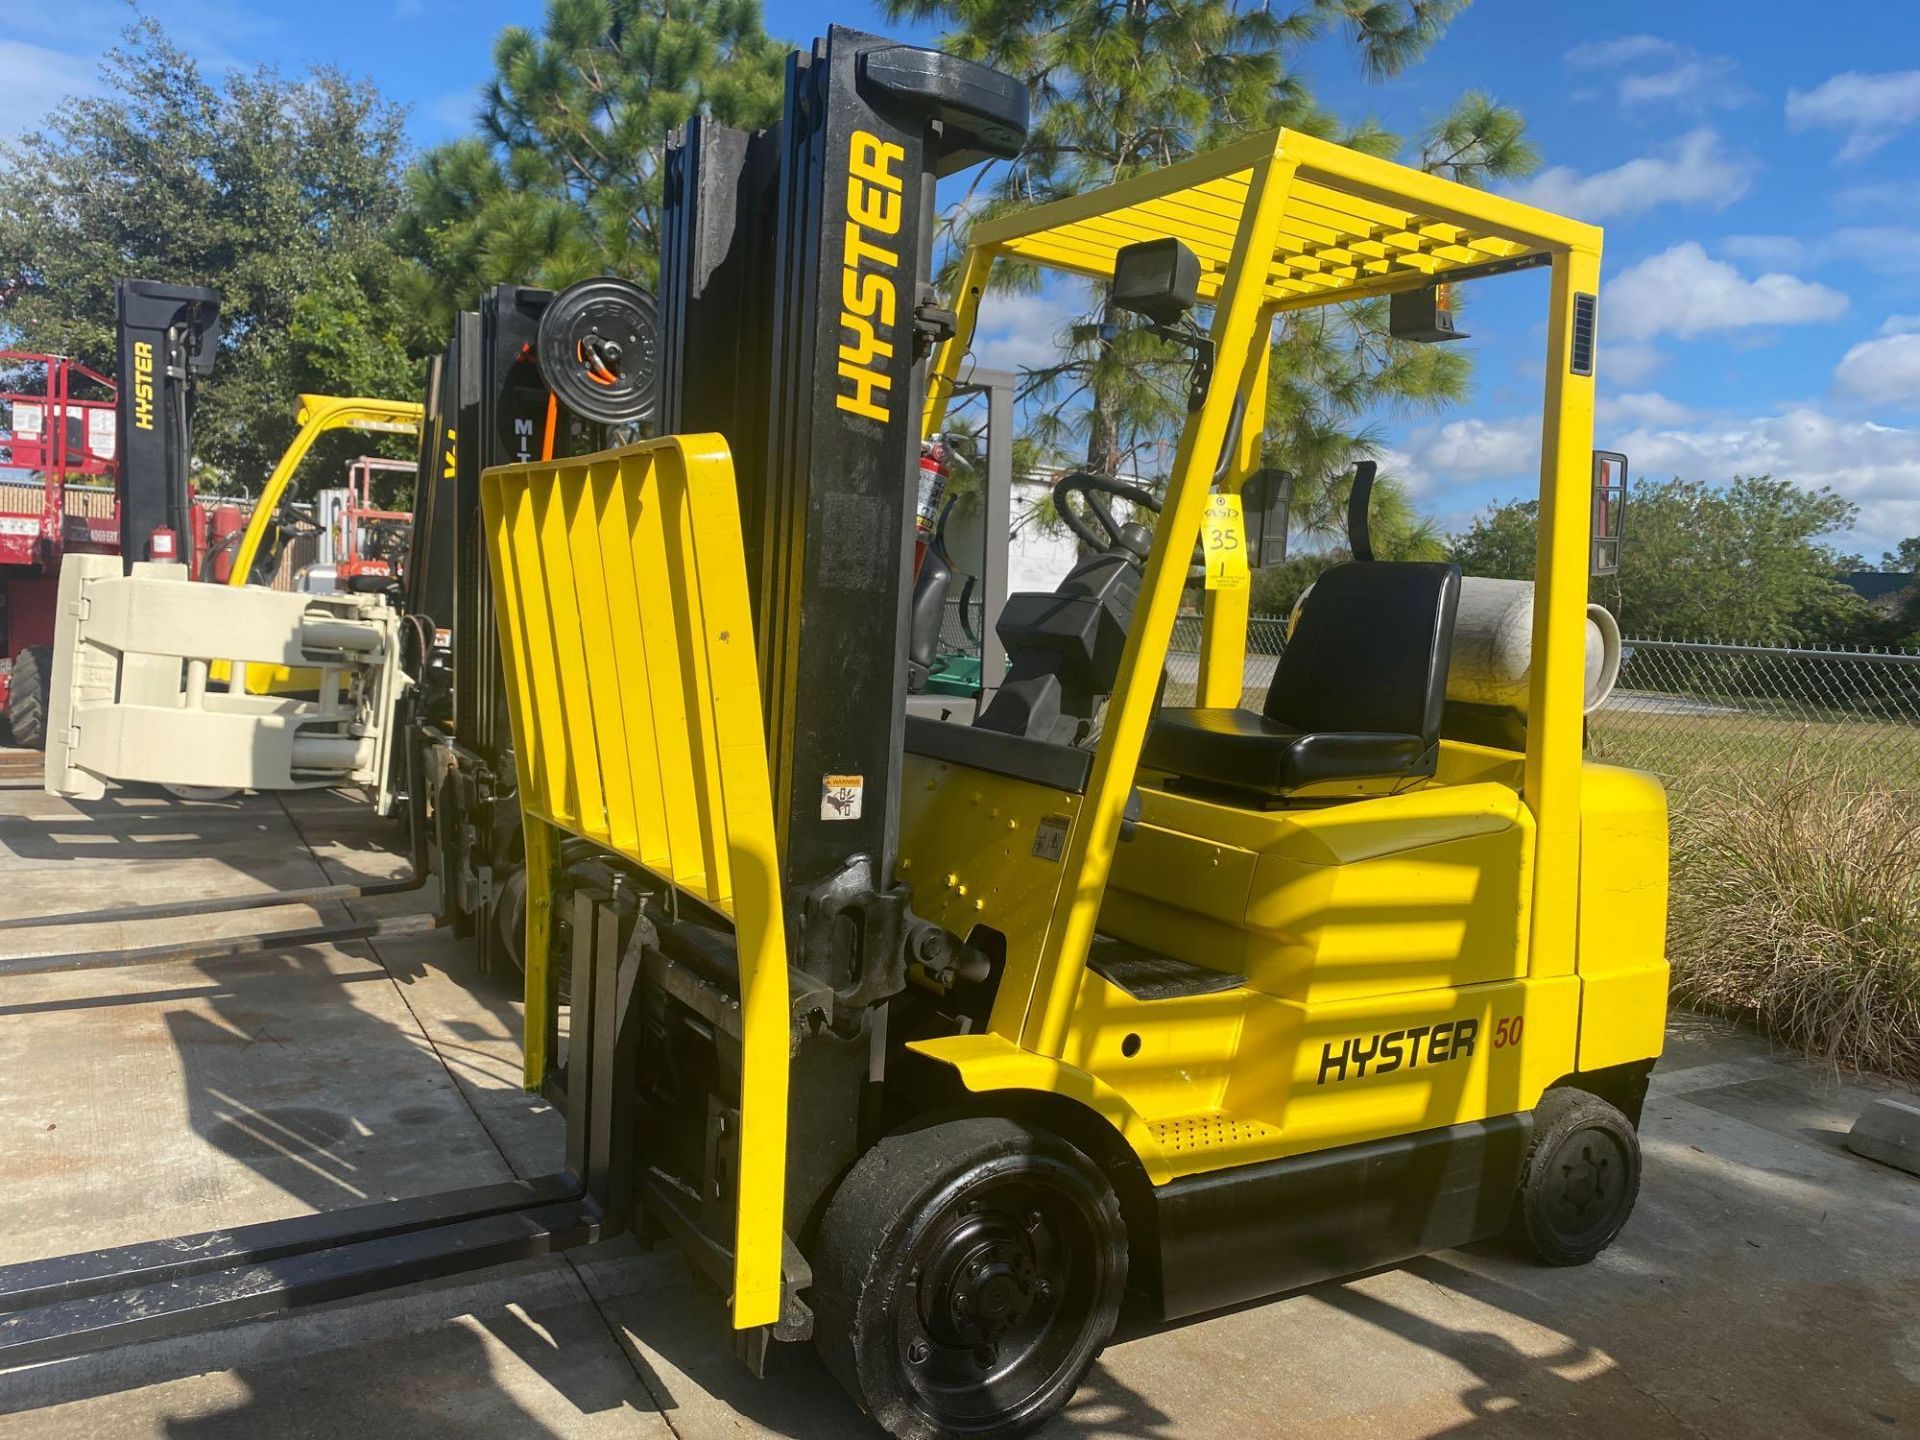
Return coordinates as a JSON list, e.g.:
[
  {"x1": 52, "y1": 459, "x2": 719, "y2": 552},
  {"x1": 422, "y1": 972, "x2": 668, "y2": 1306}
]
[{"x1": 914, "y1": 439, "x2": 950, "y2": 577}]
